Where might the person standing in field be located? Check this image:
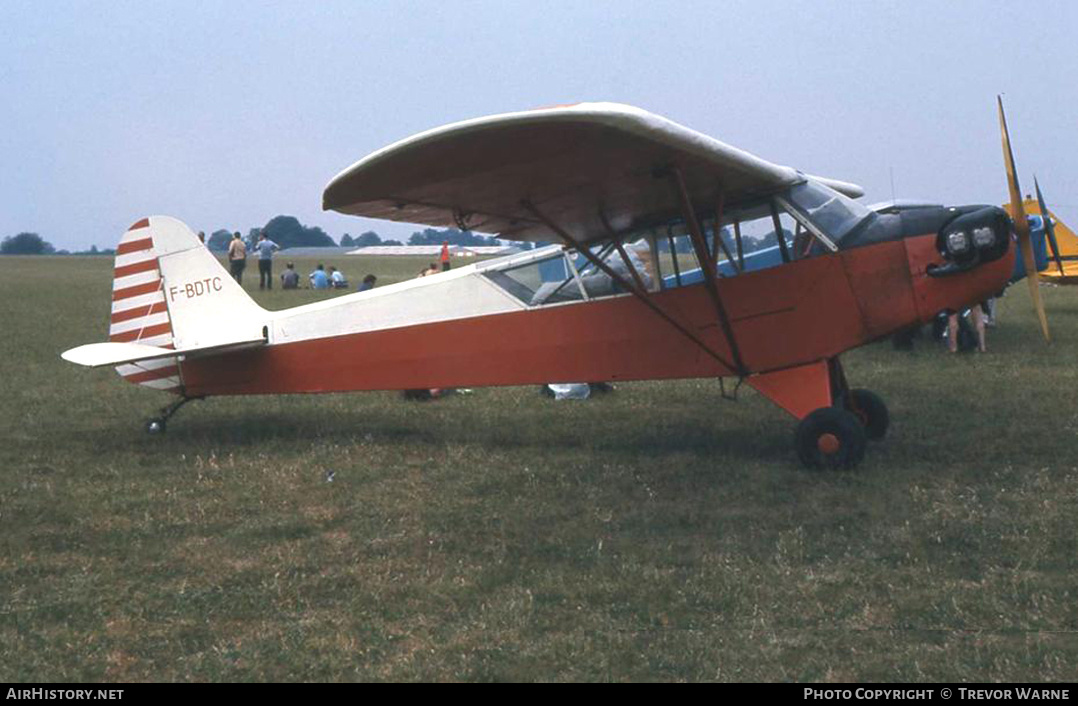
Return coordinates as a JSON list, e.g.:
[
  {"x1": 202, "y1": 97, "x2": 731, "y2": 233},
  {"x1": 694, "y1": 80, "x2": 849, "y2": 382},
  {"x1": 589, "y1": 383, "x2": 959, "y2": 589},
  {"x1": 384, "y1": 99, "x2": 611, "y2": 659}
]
[
  {"x1": 254, "y1": 231, "x2": 280, "y2": 290},
  {"x1": 227, "y1": 232, "x2": 247, "y2": 284},
  {"x1": 947, "y1": 307, "x2": 987, "y2": 354},
  {"x1": 440, "y1": 240, "x2": 451, "y2": 271}
]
